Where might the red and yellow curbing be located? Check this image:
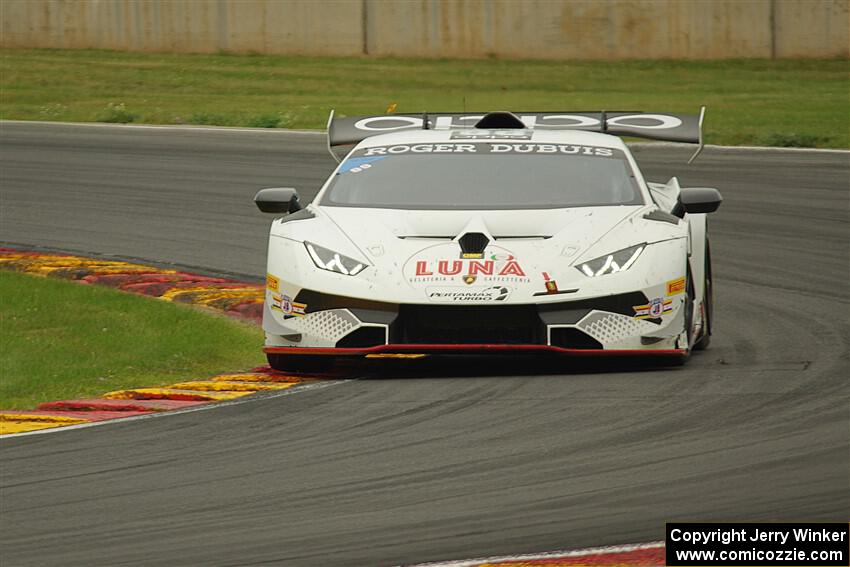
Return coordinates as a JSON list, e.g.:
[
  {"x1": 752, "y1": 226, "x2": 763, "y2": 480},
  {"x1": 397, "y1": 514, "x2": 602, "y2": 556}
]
[
  {"x1": 405, "y1": 541, "x2": 666, "y2": 566},
  {"x1": 0, "y1": 413, "x2": 92, "y2": 435},
  {"x1": 0, "y1": 366, "x2": 321, "y2": 435},
  {"x1": 0, "y1": 248, "x2": 264, "y2": 323},
  {"x1": 37, "y1": 398, "x2": 206, "y2": 412},
  {"x1": 0, "y1": 248, "x2": 331, "y2": 436}
]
